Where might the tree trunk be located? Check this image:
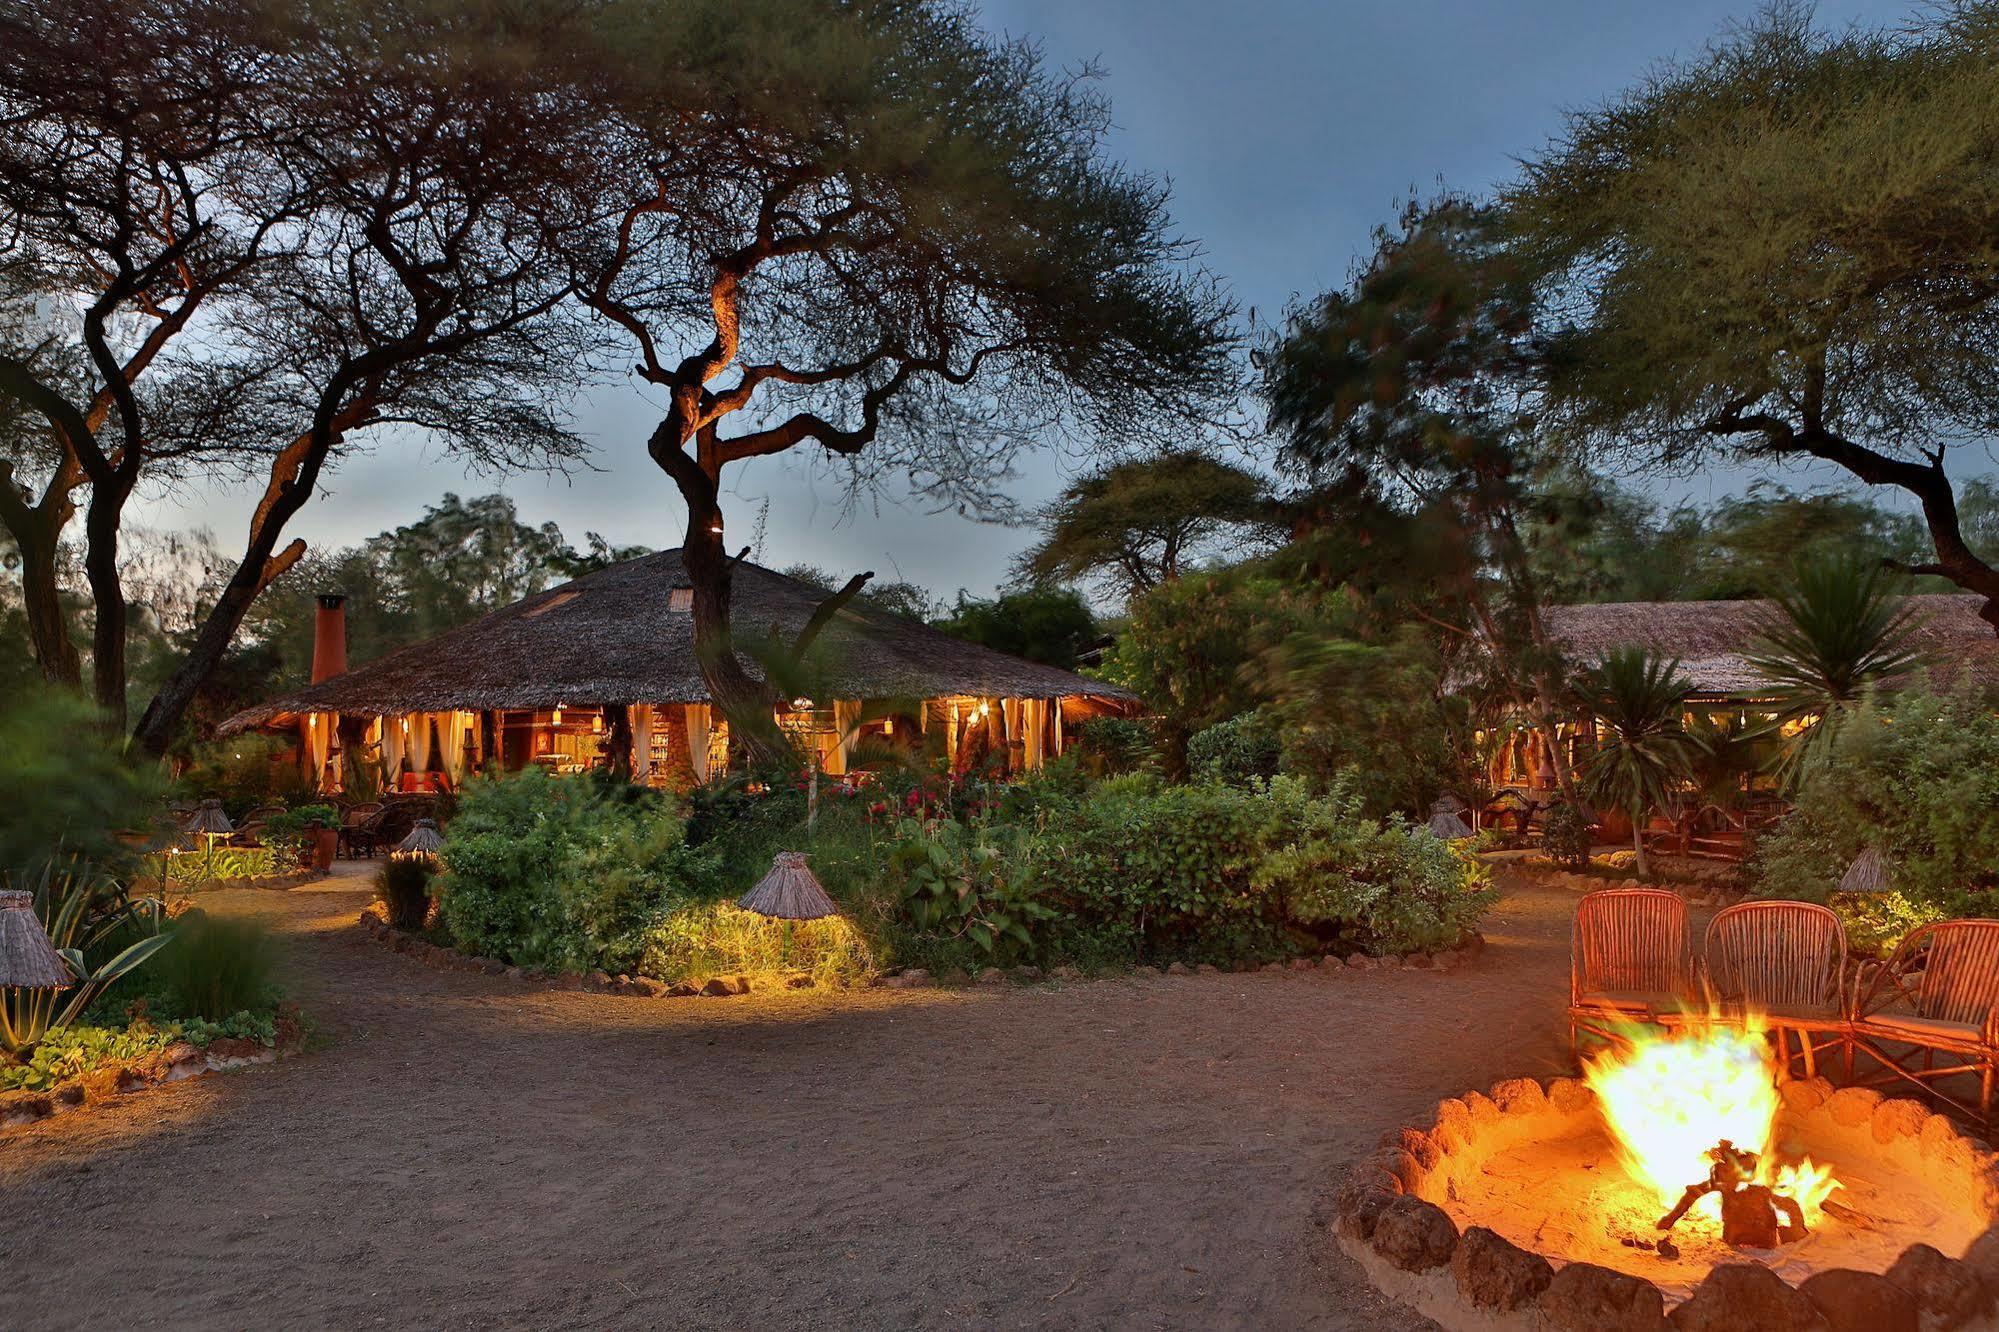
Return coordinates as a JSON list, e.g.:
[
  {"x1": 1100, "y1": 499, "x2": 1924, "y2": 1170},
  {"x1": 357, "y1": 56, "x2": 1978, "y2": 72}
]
[
  {"x1": 82, "y1": 482, "x2": 130, "y2": 727},
  {"x1": 1631, "y1": 814, "x2": 1650, "y2": 880},
  {"x1": 603, "y1": 703, "x2": 633, "y2": 781},
  {"x1": 679, "y1": 504, "x2": 789, "y2": 768},
  {"x1": 13, "y1": 525, "x2": 80, "y2": 687}
]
